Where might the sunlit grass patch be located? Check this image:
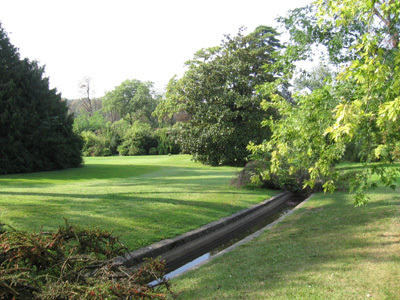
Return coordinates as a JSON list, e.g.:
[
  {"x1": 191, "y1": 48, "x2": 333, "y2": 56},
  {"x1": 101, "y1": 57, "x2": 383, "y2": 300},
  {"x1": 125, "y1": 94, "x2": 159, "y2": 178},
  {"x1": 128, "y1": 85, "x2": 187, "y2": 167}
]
[
  {"x1": 172, "y1": 186, "x2": 400, "y2": 299},
  {"x1": 0, "y1": 155, "x2": 277, "y2": 250}
]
